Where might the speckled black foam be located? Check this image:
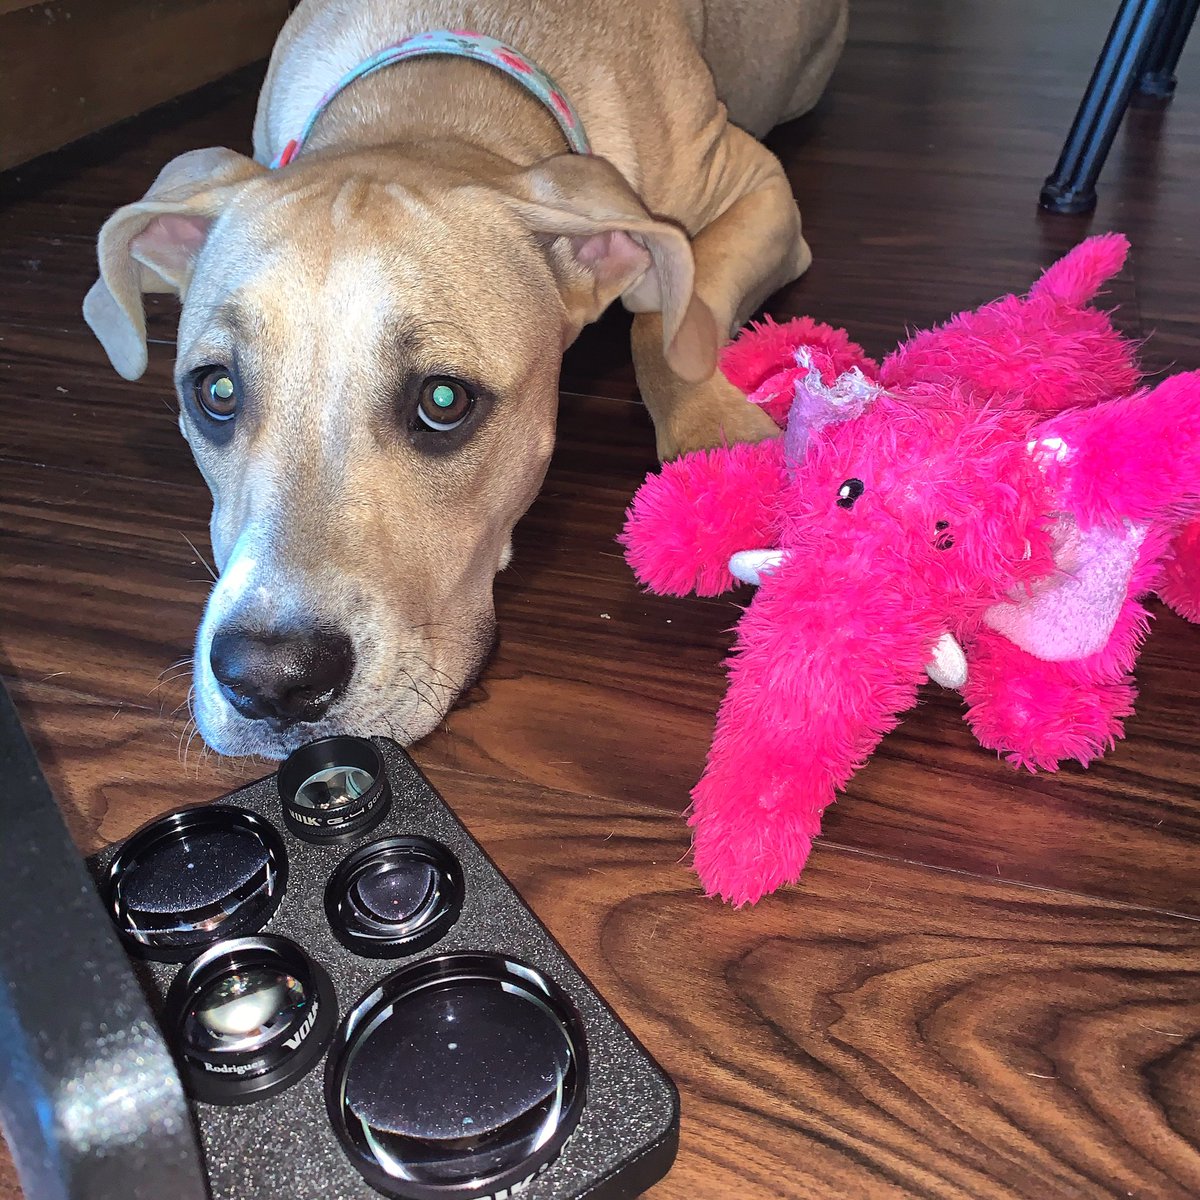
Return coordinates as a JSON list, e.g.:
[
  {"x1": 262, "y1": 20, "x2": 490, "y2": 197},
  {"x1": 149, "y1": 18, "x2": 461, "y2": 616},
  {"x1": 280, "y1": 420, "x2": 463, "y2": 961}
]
[{"x1": 89, "y1": 740, "x2": 679, "y2": 1200}]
